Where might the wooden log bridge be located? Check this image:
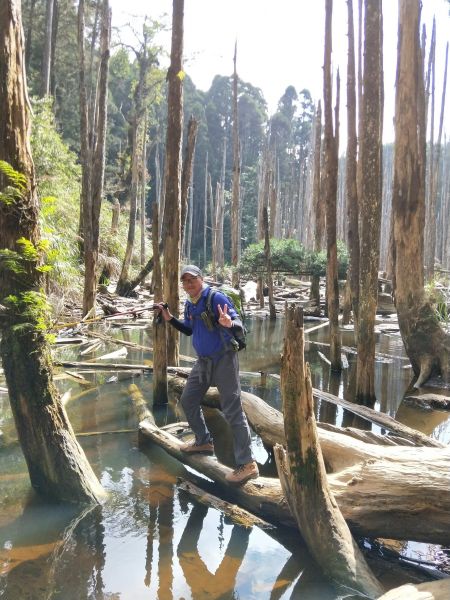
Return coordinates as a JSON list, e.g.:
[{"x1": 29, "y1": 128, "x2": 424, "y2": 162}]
[{"x1": 139, "y1": 380, "x2": 450, "y2": 546}]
